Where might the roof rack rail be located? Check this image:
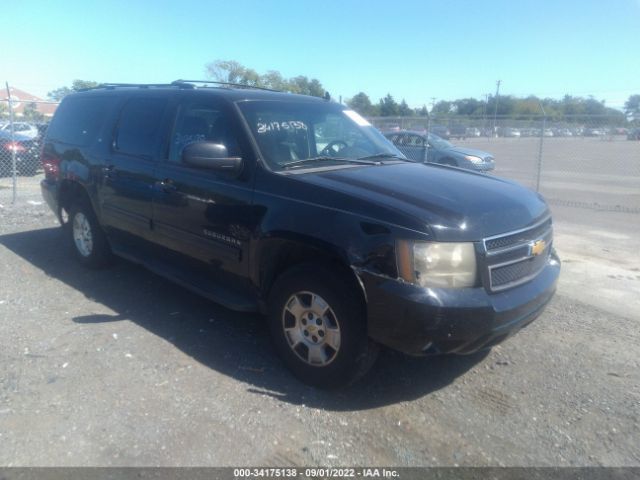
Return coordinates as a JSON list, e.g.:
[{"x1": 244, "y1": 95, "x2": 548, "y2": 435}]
[
  {"x1": 87, "y1": 82, "x2": 191, "y2": 91},
  {"x1": 77, "y1": 81, "x2": 282, "y2": 93},
  {"x1": 76, "y1": 83, "x2": 194, "y2": 93},
  {"x1": 171, "y1": 79, "x2": 281, "y2": 92}
]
